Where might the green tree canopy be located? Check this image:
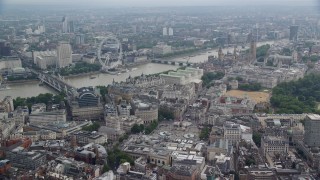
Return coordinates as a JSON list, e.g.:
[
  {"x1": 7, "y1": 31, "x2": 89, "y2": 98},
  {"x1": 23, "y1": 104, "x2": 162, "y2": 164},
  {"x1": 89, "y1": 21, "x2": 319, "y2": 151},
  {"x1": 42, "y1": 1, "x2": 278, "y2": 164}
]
[{"x1": 271, "y1": 74, "x2": 320, "y2": 114}]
